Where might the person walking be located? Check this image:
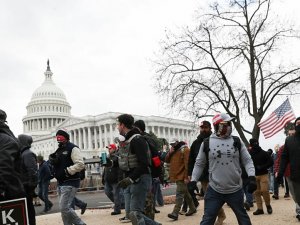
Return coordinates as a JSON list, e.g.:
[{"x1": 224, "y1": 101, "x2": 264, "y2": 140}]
[
  {"x1": 116, "y1": 114, "x2": 162, "y2": 225},
  {"x1": 102, "y1": 143, "x2": 124, "y2": 216},
  {"x1": 165, "y1": 138, "x2": 196, "y2": 220},
  {"x1": 249, "y1": 138, "x2": 273, "y2": 215},
  {"x1": 278, "y1": 119, "x2": 300, "y2": 221},
  {"x1": 18, "y1": 134, "x2": 38, "y2": 225},
  {"x1": 37, "y1": 155, "x2": 53, "y2": 213},
  {"x1": 49, "y1": 129, "x2": 86, "y2": 225},
  {"x1": 0, "y1": 109, "x2": 25, "y2": 202},
  {"x1": 192, "y1": 113, "x2": 256, "y2": 225}
]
